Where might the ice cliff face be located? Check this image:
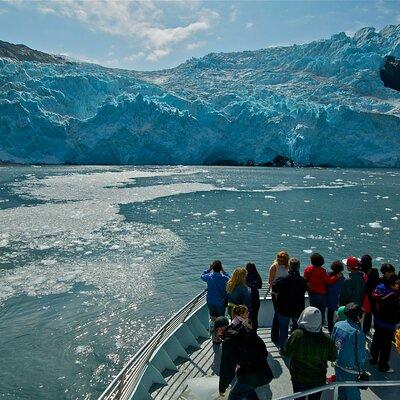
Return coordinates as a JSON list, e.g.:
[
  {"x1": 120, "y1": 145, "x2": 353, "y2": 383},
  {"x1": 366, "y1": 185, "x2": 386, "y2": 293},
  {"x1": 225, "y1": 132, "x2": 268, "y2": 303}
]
[{"x1": 0, "y1": 26, "x2": 400, "y2": 167}]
